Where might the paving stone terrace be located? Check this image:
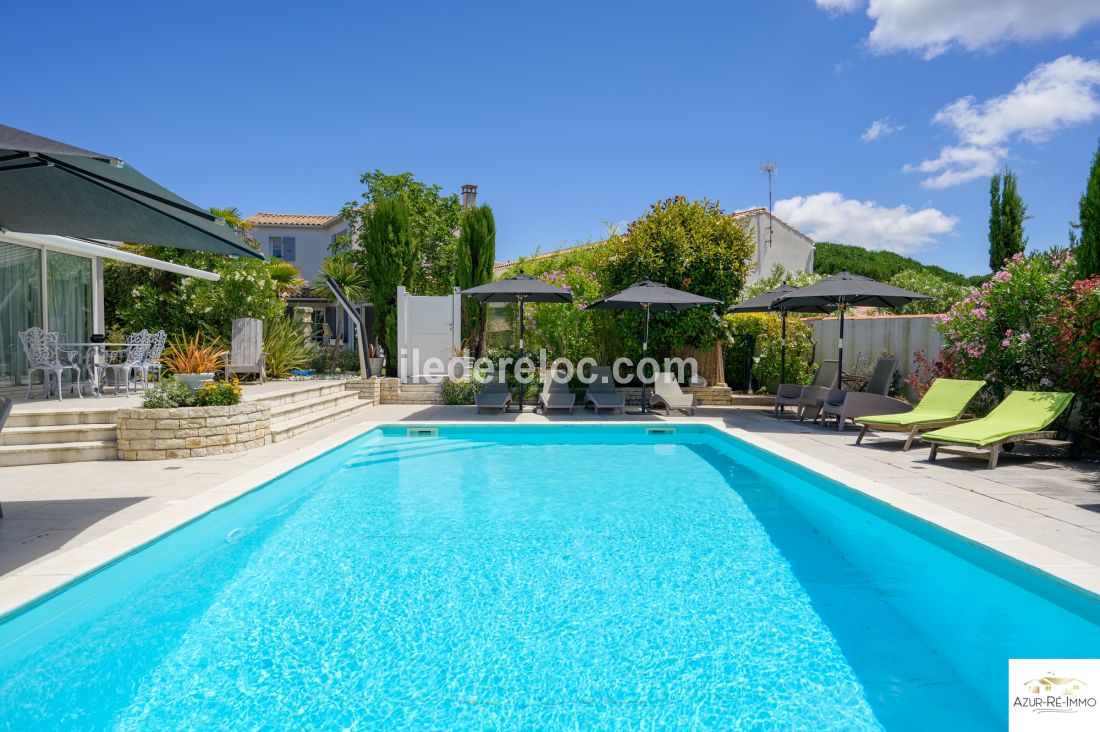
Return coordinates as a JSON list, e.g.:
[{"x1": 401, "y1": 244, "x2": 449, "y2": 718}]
[{"x1": 1, "y1": 403, "x2": 1097, "y2": 615}]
